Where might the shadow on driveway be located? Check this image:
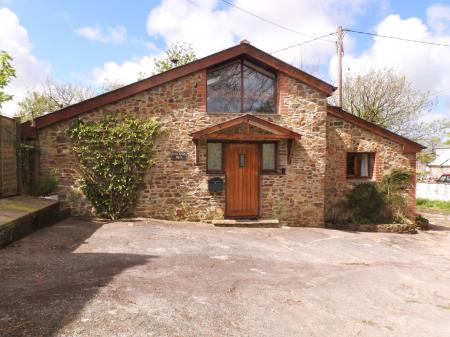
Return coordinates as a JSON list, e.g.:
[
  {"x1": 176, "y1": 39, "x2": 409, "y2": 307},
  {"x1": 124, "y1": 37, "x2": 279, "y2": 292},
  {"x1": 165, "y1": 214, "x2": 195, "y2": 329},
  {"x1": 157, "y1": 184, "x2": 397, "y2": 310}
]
[
  {"x1": 0, "y1": 217, "x2": 156, "y2": 337},
  {"x1": 421, "y1": 210, "x2": 450, "y2": 231}
]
